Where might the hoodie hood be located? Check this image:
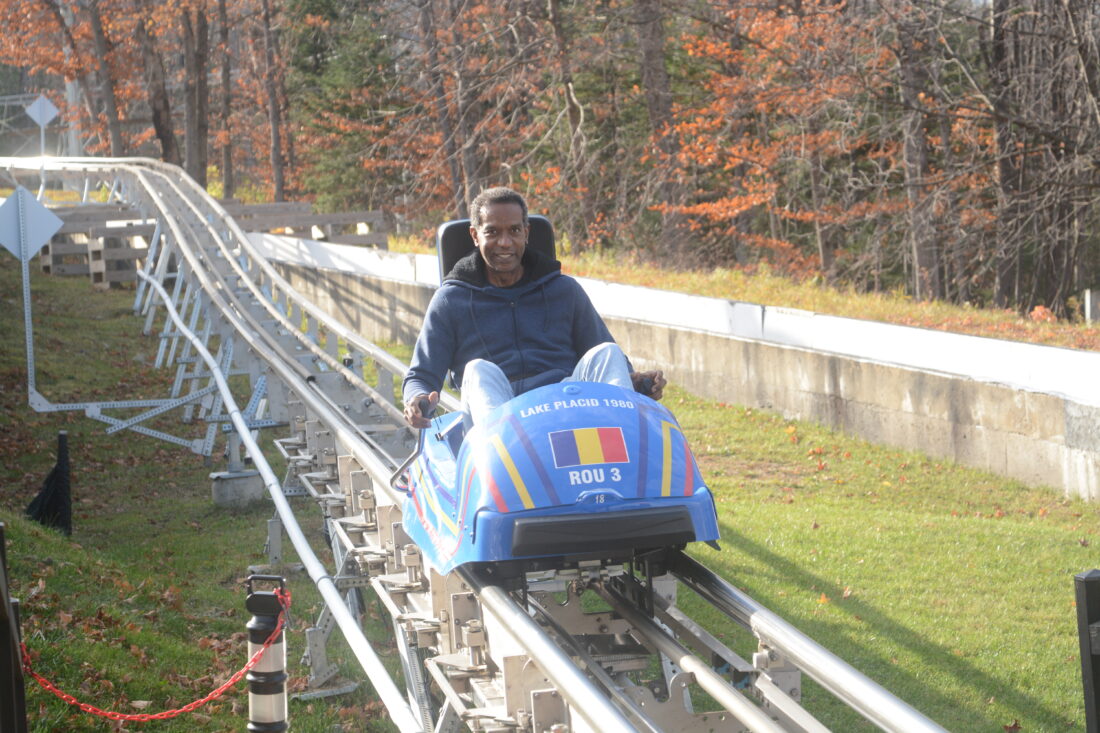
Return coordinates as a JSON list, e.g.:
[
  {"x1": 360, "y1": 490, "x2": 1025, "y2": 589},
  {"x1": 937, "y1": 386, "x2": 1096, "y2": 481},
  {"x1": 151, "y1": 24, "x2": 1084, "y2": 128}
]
[{"x1": 444, "y1": 247, "x2": 561, "y2": 293}]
